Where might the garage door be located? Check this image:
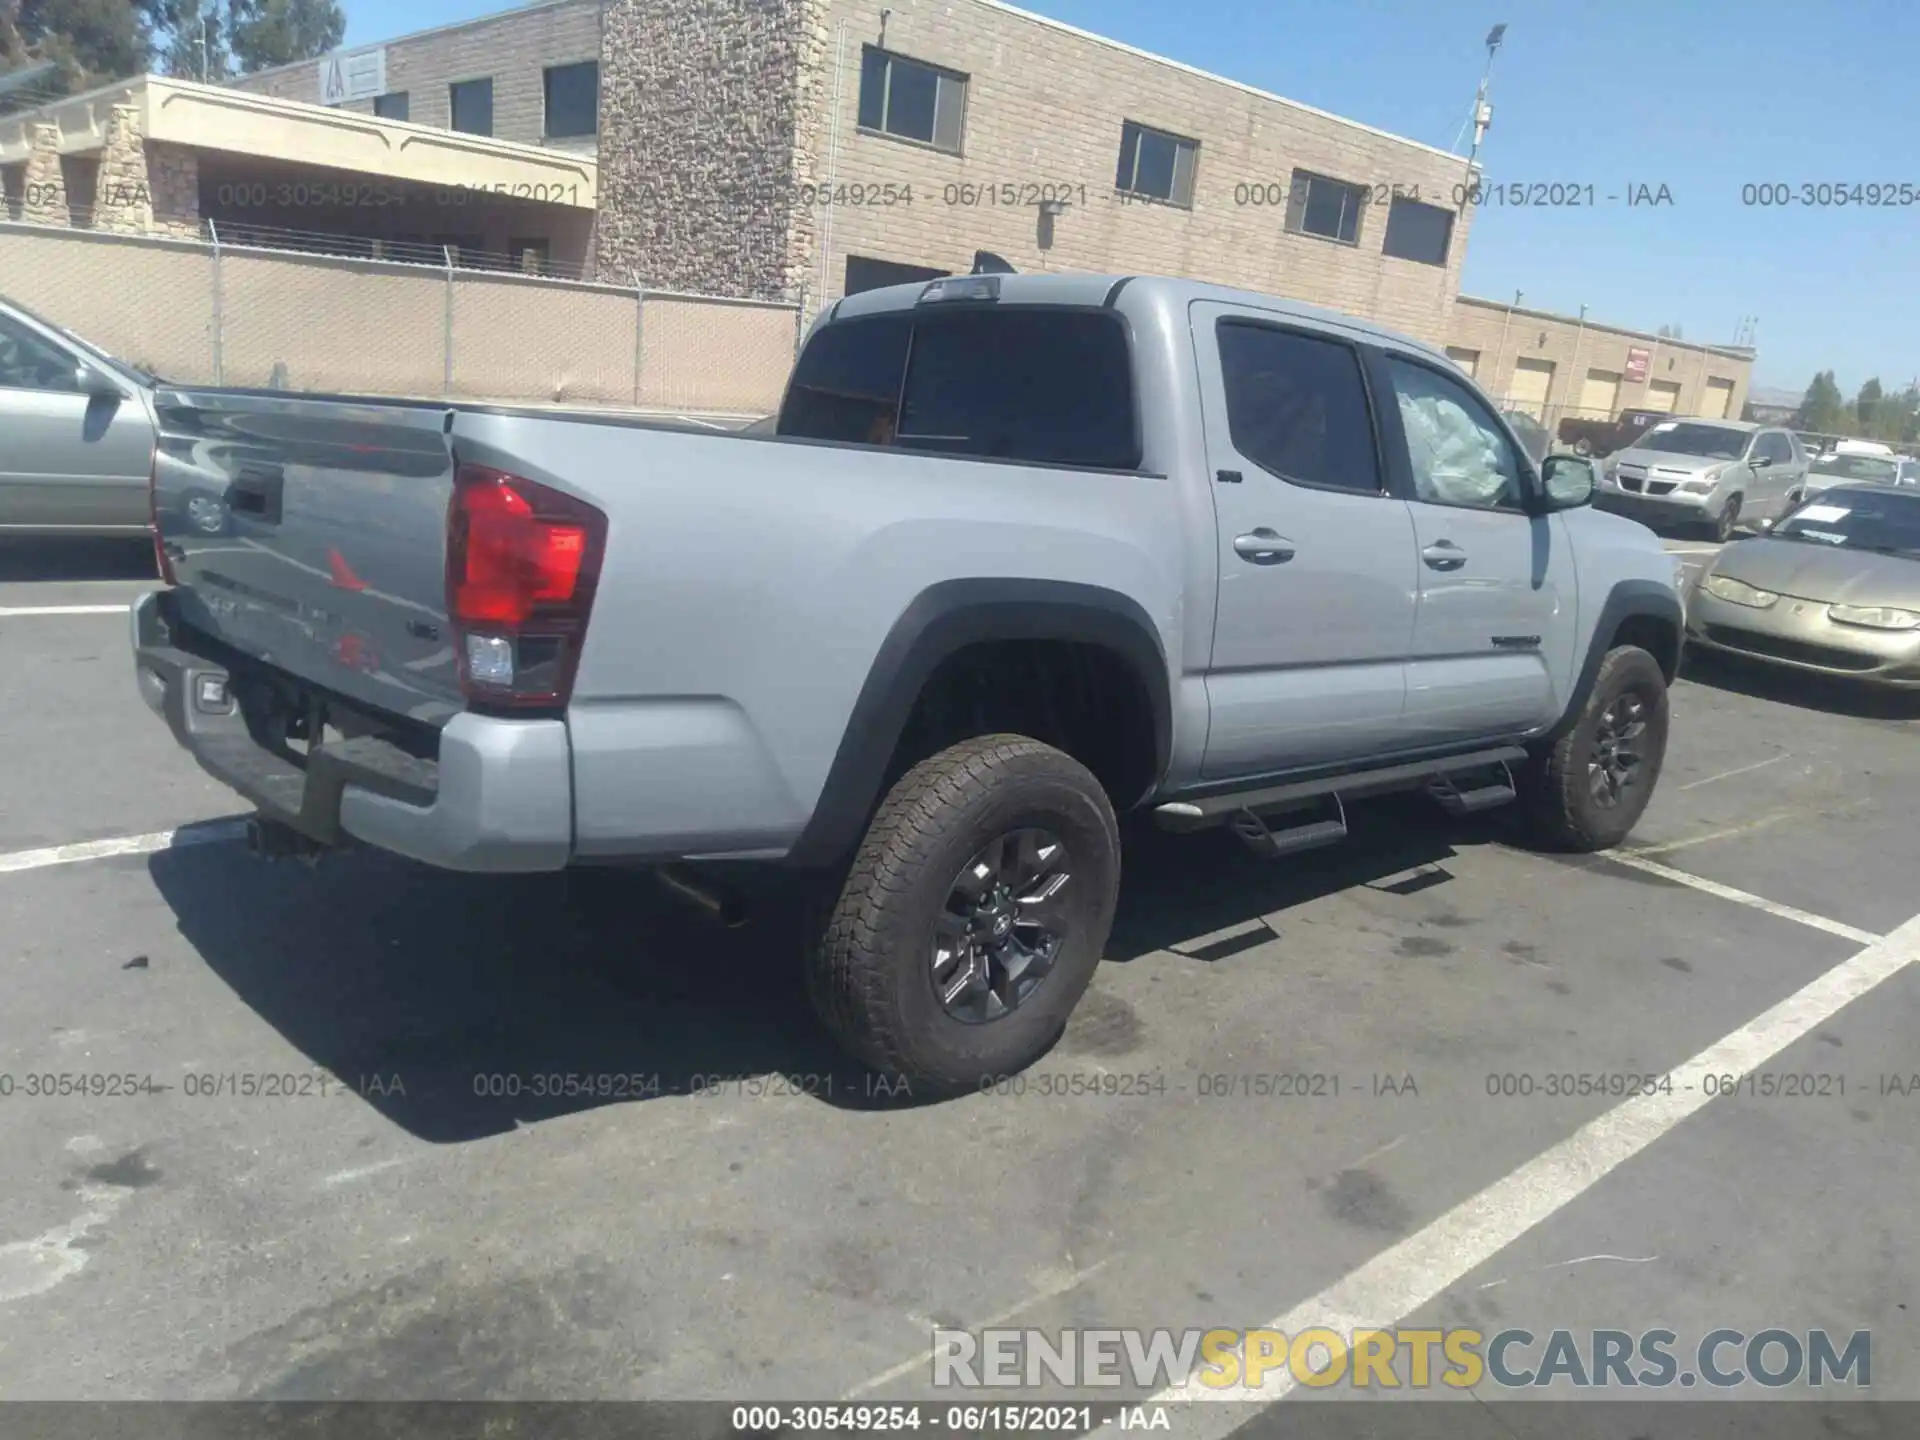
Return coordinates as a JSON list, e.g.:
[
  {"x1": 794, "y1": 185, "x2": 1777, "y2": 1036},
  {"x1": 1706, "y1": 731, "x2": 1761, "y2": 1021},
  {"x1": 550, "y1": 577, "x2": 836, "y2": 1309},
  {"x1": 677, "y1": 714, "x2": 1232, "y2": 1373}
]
[
  {"x1": 1645, "y1": 380, "x2": 1682, "y2": 413},
  {"x1": 1579, "y1": 368, "x2": 1622, "y2": 417},
  {"x1": 1445, "y1": 347, "x2": 1480, "y2": 378},
  {"x1": 1508, "y1": 358, "x2": 1555, "y2": 419},
  {"x1": 1701, "y1": 377, "x2": 1735, "y2": 419}
]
